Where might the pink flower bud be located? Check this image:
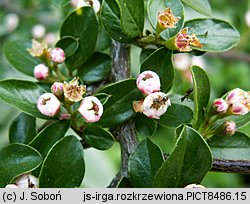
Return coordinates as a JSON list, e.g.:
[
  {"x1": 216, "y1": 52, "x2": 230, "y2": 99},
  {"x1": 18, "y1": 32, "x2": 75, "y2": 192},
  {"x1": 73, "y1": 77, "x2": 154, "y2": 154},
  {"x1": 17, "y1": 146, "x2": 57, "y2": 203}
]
[
  {"x1": 34, "y1": 64, "x2": 49, "y2": 80},
  {"x1": 51, "y1": 82, "x2": 64, "y2": 97},
  {"x1": 142, "y1": 92, "x2": 171, "y2": 119},
  {"x1": 5, "y1": 184, "x2": 19, "y2": 188},
  {"x1": 15, "y1": 174, "x2": 39, "y2": 188},
  {"x1": 136, "y1": 71, "x2": 161, "y2": 95},
  {"x1": 32, "y1": 24, "x2": 46, "y2": 39},
  {"x1": 37, "y1": 93, "x2": 60, "y2": 117},
  {"x1": 4, "y1": 13, "x2": 19, "y2": 32},
  {"x1": 50, "y1": 47, "x2": 65, "y2": 64},
  {"x1": 78, "y1": 96, "x2": 103, "y2": 123},
  {"x1": 226, "y1": 88, "x2": 245, "y2": 105},
  {"x1": 224, "y1": 121, "x2": 236, "y2": 136},
  {"x1": 231, "y1": 102, "x2": 249, "y2": 115},
  {"x1": 213, "y1": 98, "x2": 228, "y2": 113}
]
